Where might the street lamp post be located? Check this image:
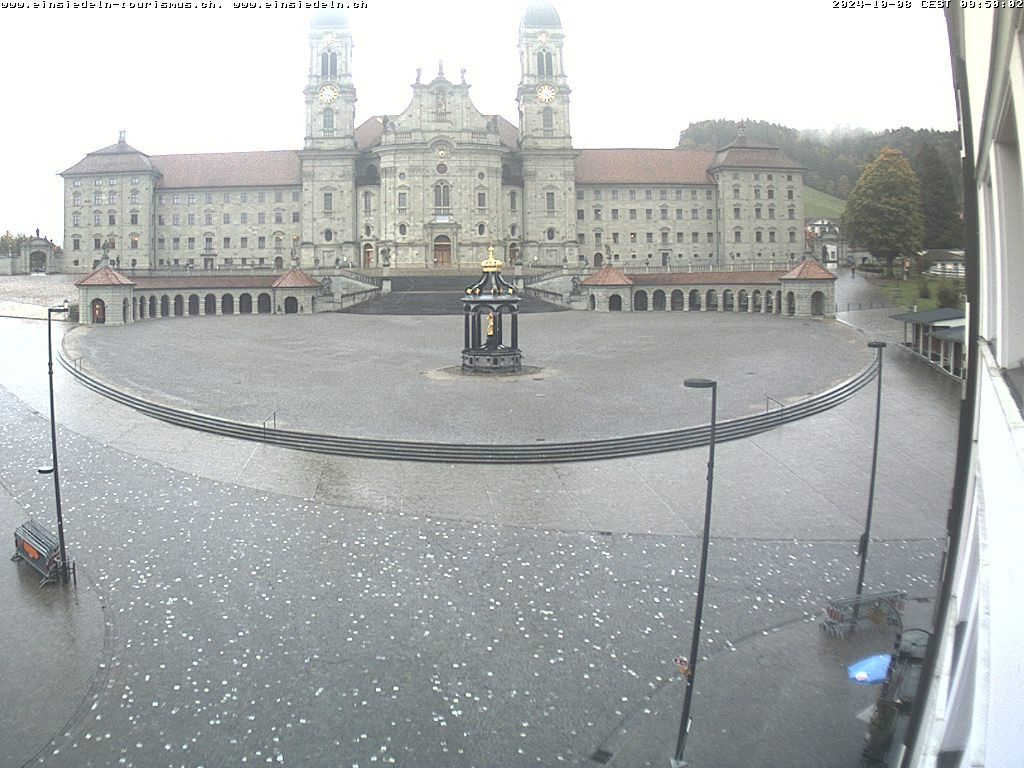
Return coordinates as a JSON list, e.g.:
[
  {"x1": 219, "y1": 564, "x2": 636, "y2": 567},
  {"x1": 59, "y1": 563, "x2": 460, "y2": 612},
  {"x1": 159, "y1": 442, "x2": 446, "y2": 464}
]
[
  {"x1": 42, "y1": 303, "x2": 71, "y2": 585},
  {"x1": 672, "y1": 378, "x2": 718, "y2": 768},
  {"x1": 855, "y1": 341, "x2": 887, "y2": 600}
]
